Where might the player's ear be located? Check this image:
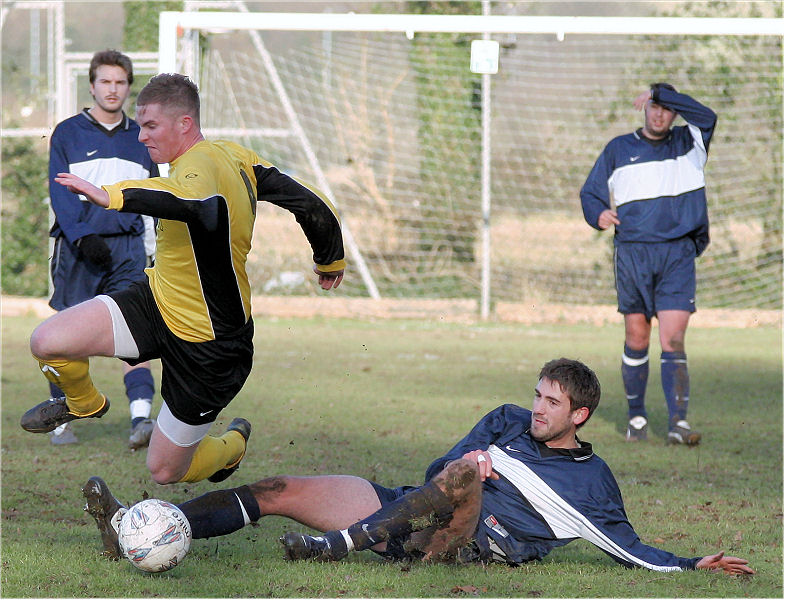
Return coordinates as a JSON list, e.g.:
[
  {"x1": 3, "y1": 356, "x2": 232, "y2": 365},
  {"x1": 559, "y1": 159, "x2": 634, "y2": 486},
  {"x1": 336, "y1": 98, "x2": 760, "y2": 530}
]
[
  {"x1": 572, "y1": 406, "x2": 590, "y2": 427},
  {"x1": 179, "y1": 114, "x2": 194, "y2": 133}
]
